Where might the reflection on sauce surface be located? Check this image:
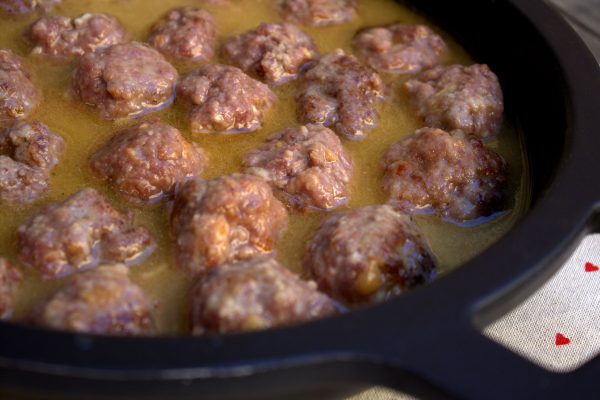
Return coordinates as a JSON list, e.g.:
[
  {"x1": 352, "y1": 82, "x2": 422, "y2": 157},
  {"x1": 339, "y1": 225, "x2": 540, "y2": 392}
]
[{"x1": 0, "y1": 0, "x2": 529, "y2": 334}]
